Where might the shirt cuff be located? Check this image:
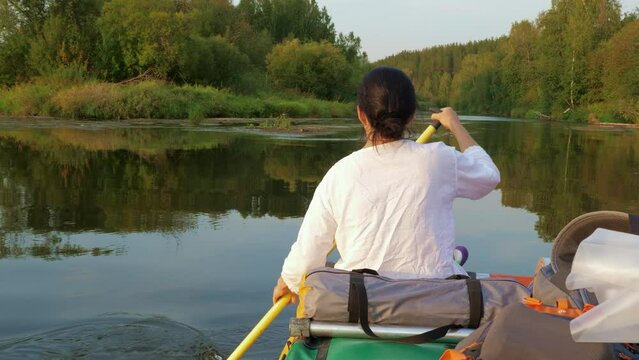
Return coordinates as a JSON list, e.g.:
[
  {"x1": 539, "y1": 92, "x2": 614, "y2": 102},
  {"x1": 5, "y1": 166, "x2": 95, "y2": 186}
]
[{"x1": 462, "y1": 145, "x2": 486, "y2": 155}]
